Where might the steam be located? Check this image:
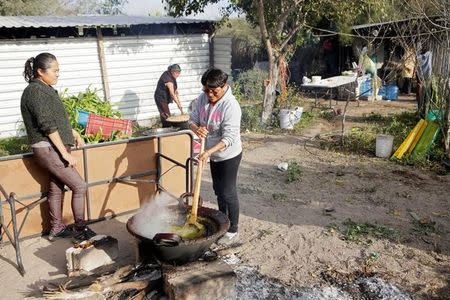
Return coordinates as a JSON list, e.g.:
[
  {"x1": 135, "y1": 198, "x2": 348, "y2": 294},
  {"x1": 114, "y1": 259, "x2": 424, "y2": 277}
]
[{"x1": 131, "y1": 192, "x2": 184, "y2": 239}]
